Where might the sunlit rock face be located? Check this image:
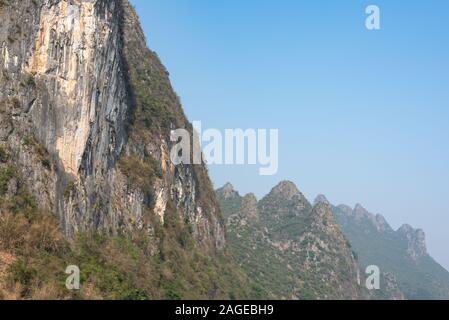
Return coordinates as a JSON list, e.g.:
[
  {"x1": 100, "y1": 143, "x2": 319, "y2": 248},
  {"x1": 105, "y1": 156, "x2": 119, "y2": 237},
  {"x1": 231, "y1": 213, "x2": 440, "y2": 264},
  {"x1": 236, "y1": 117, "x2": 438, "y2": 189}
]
[
  {"x1": 26, "y1": 0, "x2": 128, "y2": 177},
  {"x1": 4, "y1": 0, "x2": 130, "y2": 235},
  {"x1": 0, "y1": 0, "x2": 224, "y2": 252}
]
